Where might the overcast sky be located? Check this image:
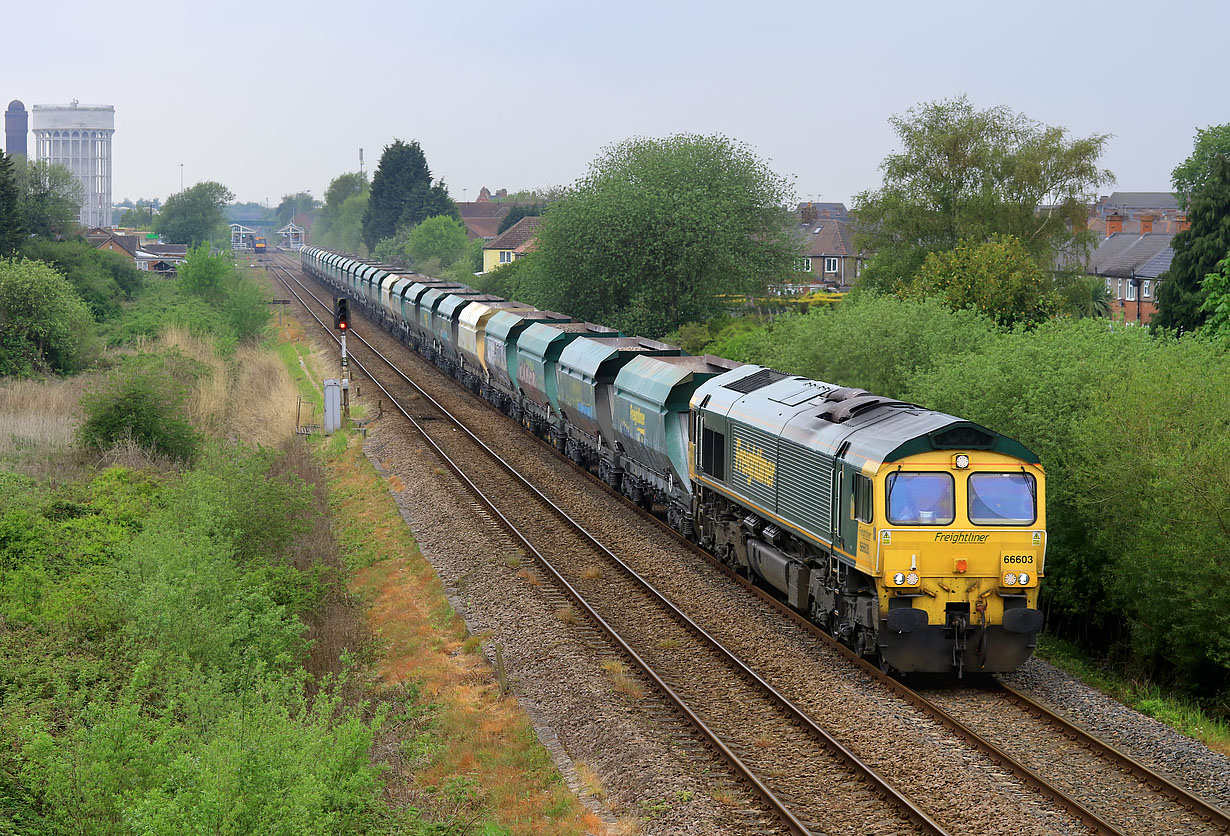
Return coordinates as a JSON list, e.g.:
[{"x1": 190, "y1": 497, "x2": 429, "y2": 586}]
[{"x1": 4, "y1": 0, "x2": 1225, "y2": 208}]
